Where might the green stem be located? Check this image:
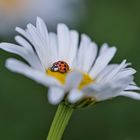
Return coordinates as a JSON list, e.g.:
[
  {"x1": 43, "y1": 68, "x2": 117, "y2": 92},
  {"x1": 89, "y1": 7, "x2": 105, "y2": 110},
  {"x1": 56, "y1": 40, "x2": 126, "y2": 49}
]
[{"x1": 47, "y1": 103, "x2": 74, "y2": 140}]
